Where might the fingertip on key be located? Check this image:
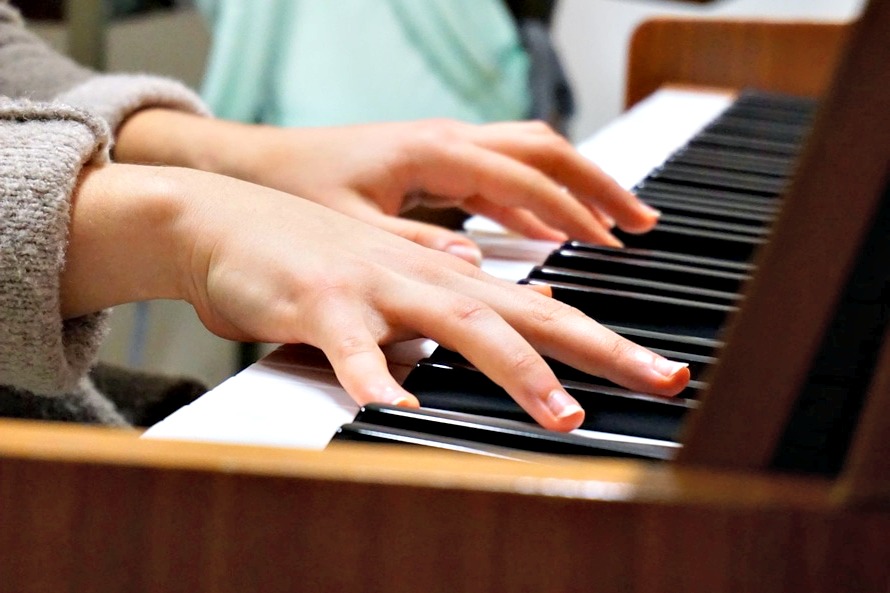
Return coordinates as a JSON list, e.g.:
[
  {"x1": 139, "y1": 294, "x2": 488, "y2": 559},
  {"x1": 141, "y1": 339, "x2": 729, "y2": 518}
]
[{"x1": 546, "y1": 388, "x2": 585, "y2": 430}]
